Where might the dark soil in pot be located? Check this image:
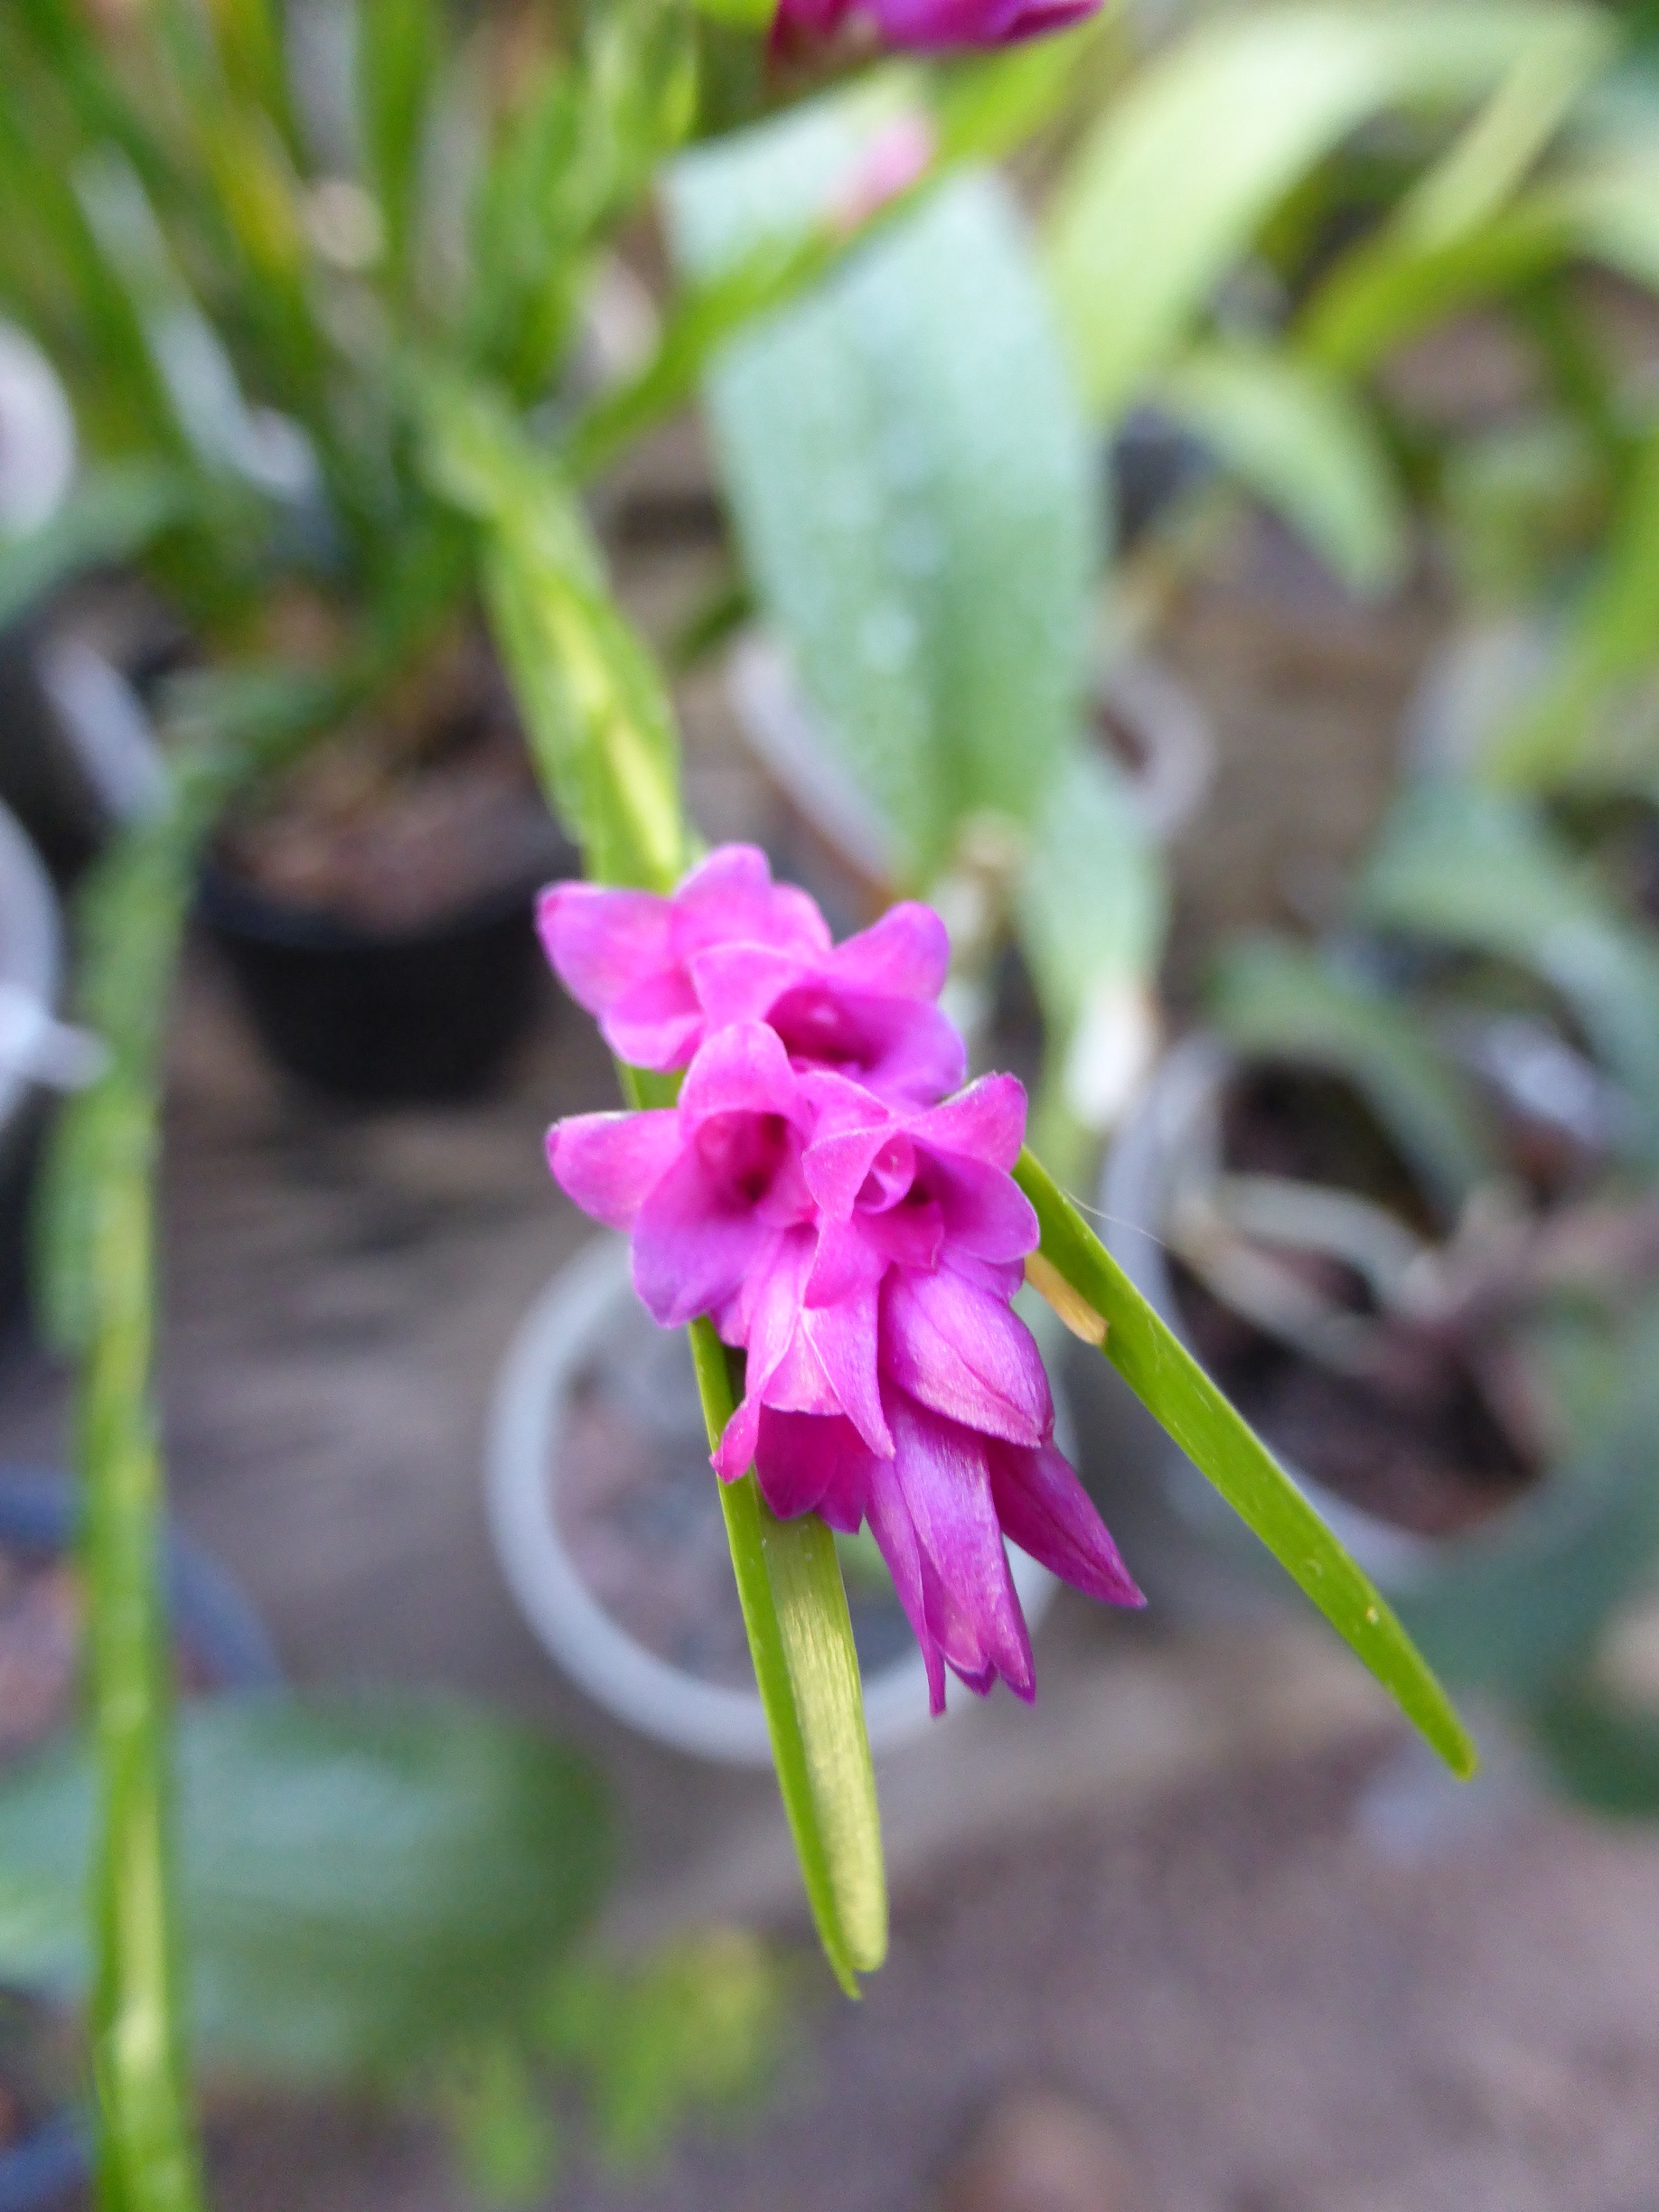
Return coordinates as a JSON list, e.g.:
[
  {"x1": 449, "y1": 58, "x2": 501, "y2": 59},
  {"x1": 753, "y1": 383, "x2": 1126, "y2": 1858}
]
[
  {"x1": 1173, "y1": 1066, "x2": 1544, "y2": 1541},
  {"x1": 202, "y1": 633, "x2": 572, "y2": 1106}
]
